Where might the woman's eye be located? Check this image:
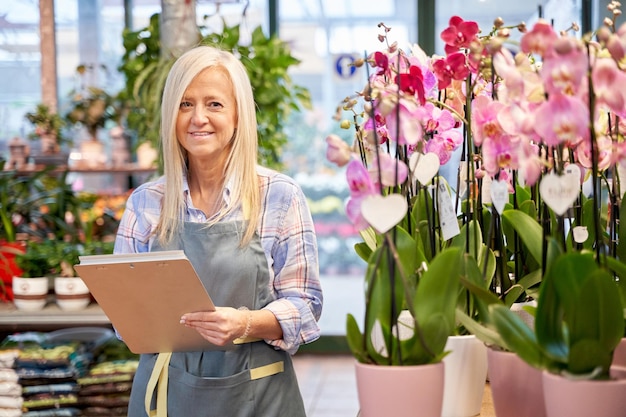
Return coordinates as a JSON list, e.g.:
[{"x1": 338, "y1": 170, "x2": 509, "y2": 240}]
[
  {"x1": 180, "y1": 101, "x2": 192, "y2": 109},
  {"x1": 208, "y1": 101, "x2": 223, "y2": 108}
]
